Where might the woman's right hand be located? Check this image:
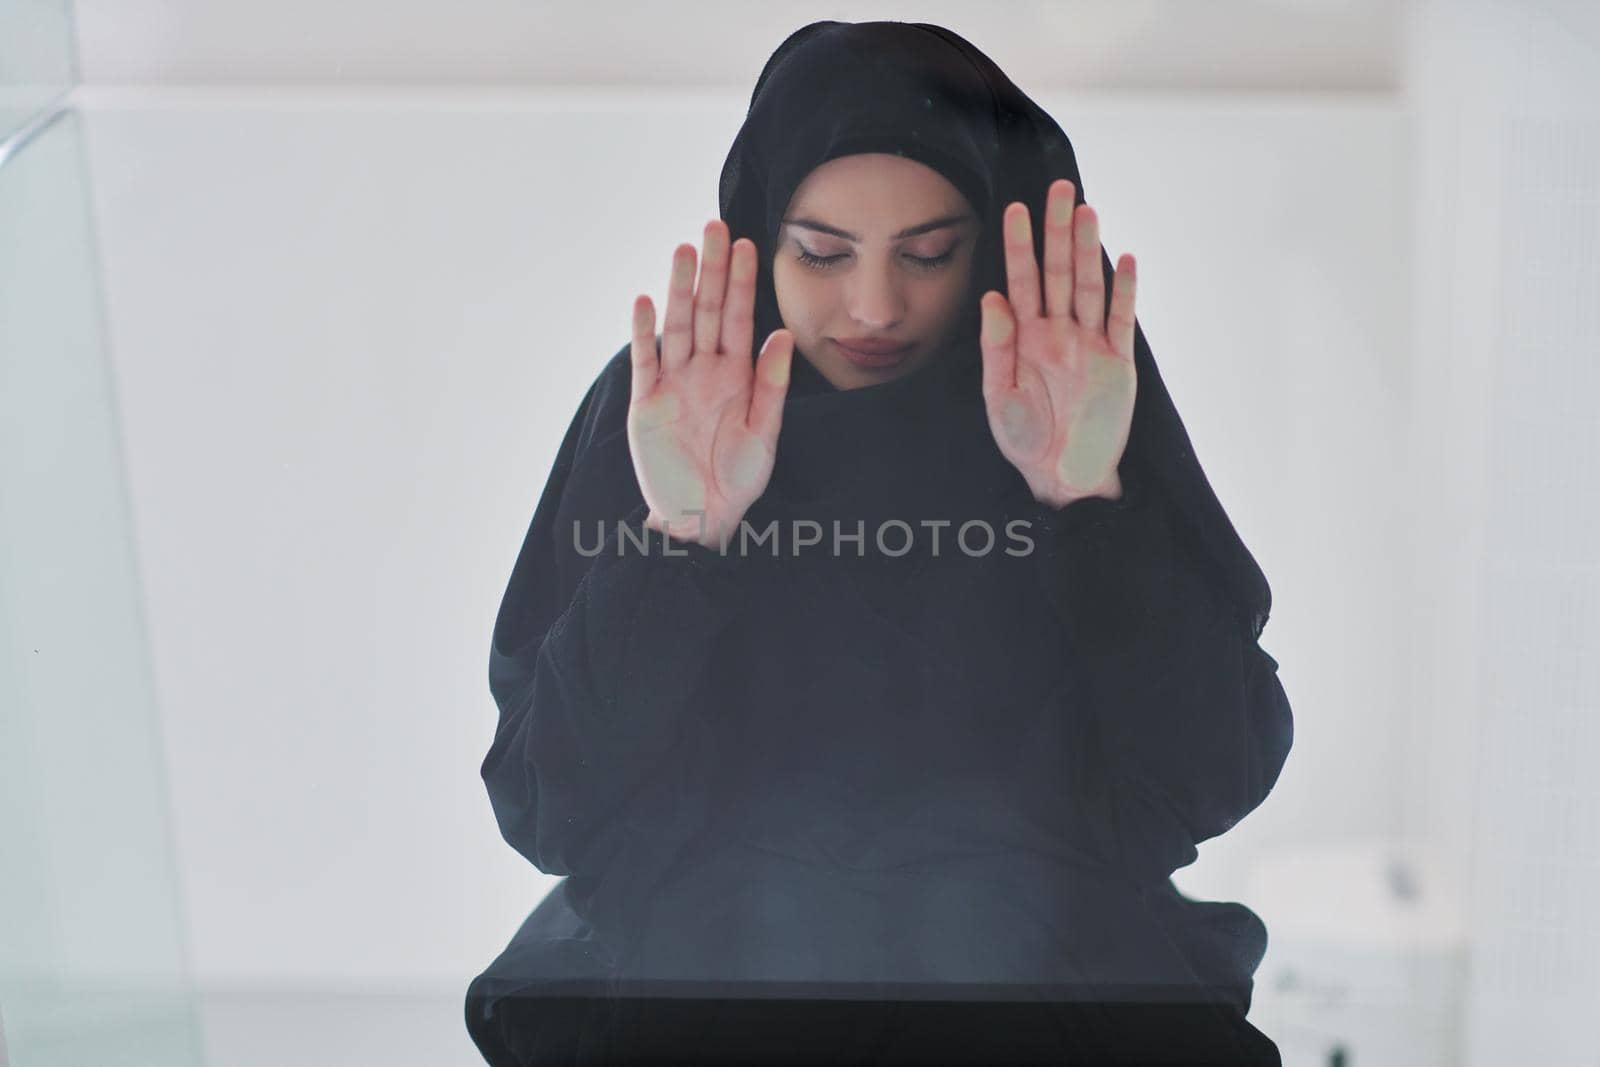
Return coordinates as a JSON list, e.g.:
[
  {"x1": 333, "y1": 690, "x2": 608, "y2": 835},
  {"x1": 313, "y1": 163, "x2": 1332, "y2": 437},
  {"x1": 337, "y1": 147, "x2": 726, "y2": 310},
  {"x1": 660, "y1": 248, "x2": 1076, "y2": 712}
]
[{"x1": 628, "y1": 220, "x2": 794, "y2": 549}]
